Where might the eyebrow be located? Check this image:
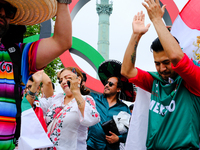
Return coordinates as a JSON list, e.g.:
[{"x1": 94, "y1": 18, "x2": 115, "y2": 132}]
[{"x1": 154, "y1": 59, "x2": 170, "y2": 63}]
